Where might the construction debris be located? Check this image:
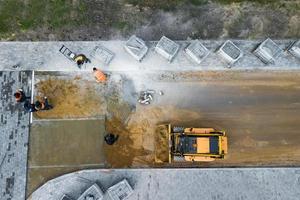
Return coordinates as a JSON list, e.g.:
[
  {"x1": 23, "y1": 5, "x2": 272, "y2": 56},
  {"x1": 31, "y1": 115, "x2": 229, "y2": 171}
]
[{"x1": 138, "y1": 90, "x2": 155, "y2": 105}]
